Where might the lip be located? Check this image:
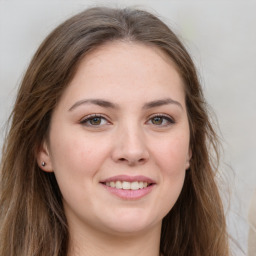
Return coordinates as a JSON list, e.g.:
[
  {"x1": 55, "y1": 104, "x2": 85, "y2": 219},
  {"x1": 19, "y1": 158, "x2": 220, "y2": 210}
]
[{"x1": 100, "y1": 175, "x2": 156, "y2": 200}]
